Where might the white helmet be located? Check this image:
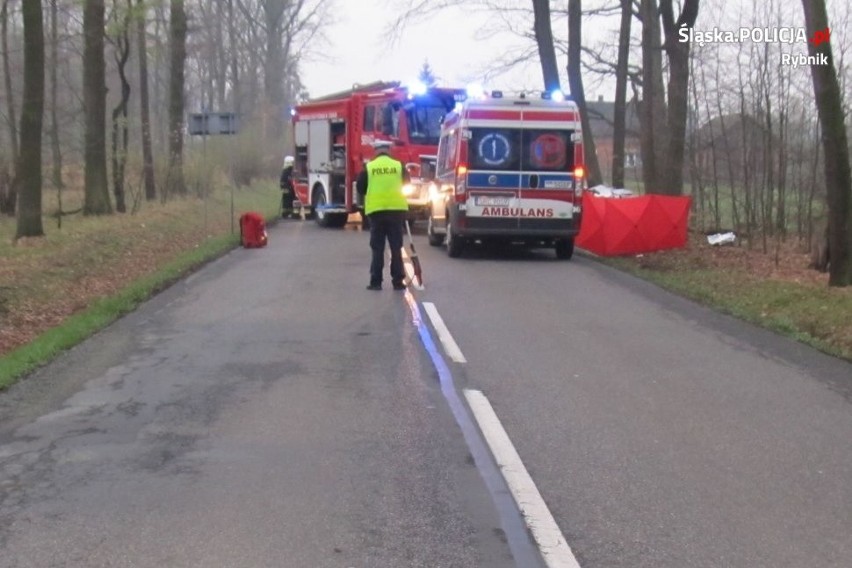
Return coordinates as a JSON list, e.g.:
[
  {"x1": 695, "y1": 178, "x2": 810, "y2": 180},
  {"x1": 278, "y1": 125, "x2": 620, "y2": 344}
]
[
  {"x1": 372, "y1": 139, "x2": 392, "y2": 151},
  {"x1": 283, "y1": 155, "x2": 294, "y2": 167}
]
